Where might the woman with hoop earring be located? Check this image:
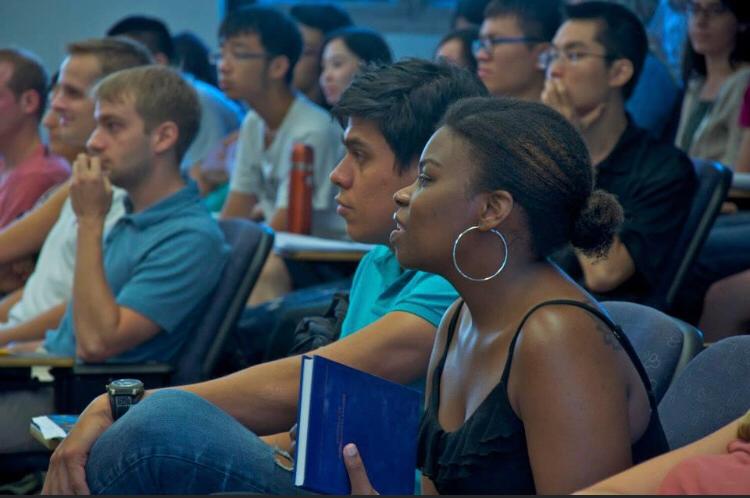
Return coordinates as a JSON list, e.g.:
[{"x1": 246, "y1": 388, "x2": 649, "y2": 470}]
[{"x1": 343, "y1": 97, "x2": 668, "y2": 495}]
